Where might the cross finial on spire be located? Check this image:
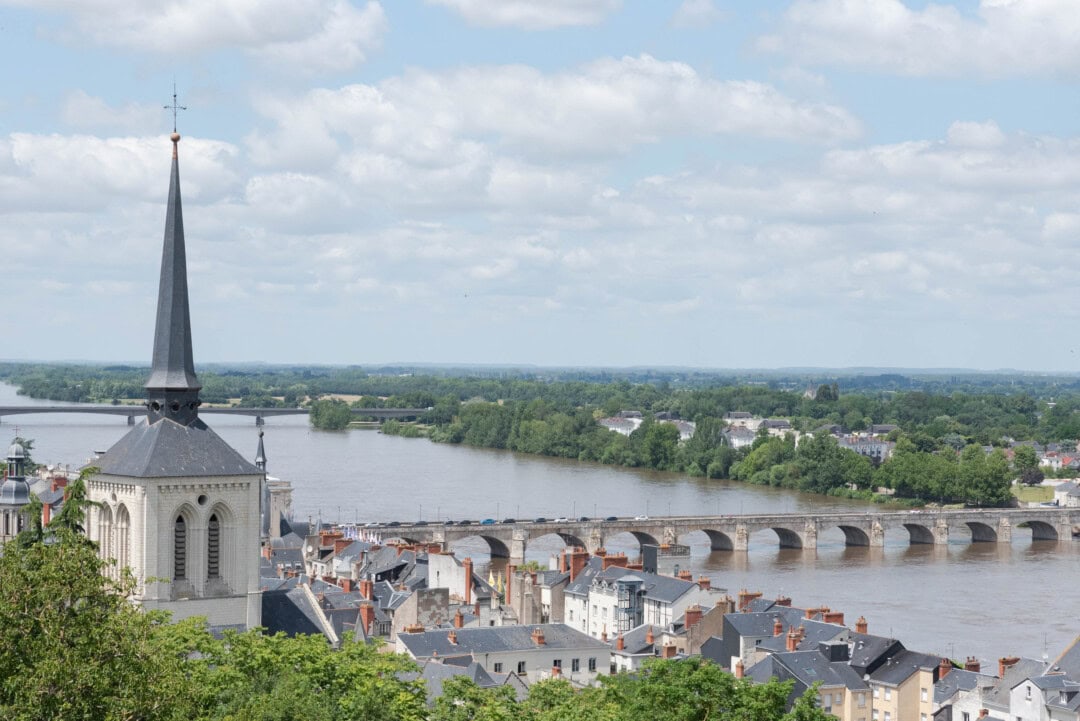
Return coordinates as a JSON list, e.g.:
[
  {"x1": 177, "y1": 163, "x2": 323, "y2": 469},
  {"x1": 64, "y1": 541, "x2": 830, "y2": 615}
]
[{"x1": 164, "y1": 82, "x2": 187, "y2": 134}]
